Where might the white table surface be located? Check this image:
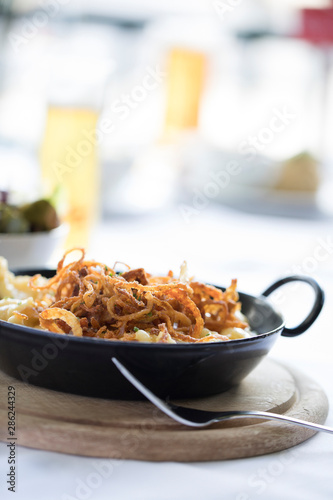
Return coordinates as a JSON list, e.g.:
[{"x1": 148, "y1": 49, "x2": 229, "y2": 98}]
[{"x1": 1, "y1": 205, "x2": 333, "y2": 500}]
